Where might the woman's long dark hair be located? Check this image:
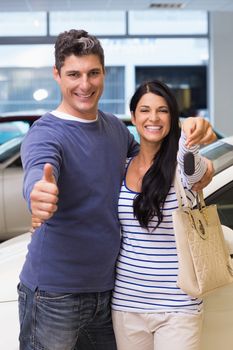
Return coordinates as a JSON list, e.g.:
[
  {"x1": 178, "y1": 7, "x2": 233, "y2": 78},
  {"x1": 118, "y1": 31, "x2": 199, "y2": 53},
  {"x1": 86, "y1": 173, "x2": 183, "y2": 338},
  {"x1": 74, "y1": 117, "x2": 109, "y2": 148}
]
[{"x1": 130, "y1": 80, "x2": 180, "y2": 229}]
